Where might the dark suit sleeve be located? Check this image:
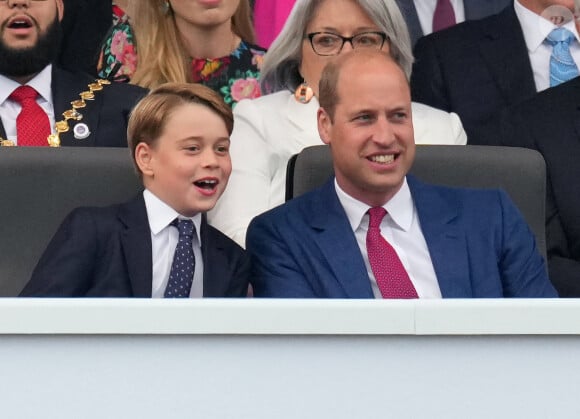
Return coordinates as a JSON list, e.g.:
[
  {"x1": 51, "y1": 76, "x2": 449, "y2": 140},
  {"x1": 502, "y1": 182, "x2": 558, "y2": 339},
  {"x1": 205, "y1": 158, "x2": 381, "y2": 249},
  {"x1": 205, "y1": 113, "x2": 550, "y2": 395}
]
[
  {"x1": 494, "y1": 105, "x2": 578, "y2": 296},
  {"x1": 469, "y1": 95, "x2": 524, "y2": 145},
  {"x1": 496, "y1": 190, "x2": 558, "y2": 297},
  {"x1": 58, "y1": 0, "x2": 114, "y2": 76},
  {"x1": 20, "y1": 209, "x2": 110, "y2": 296},
  {"x1": 246, "y1": 215, "x2": 318, "y2": 298},
  {"x1": 548, "y1": 258, "x2": 580, "y2": 296},
  {"x1": 544, "y1": 178, "x2": 580, "y2": 296},
  {"x1": 105, "y1": 83, "x2": 148, "y2": 125},
  {"x1": 411, "y1": 35, "x2": 451, "y2": 112},
  {"x1": 95, "y1": 83, "x2": 148, "y2": 147}
]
